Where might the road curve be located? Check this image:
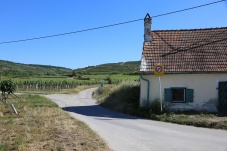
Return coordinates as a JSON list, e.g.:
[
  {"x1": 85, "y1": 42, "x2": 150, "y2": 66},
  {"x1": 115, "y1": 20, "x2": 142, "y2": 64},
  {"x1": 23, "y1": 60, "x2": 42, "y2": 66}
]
[{"x1": 45, "y1": 88, "x2": 227, "y2": 151}]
